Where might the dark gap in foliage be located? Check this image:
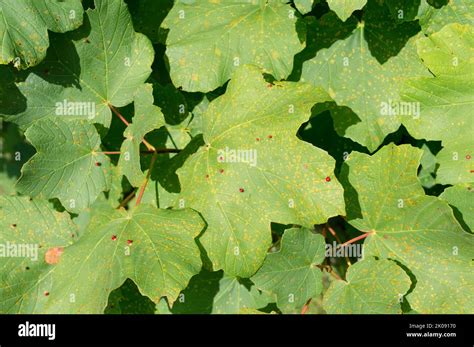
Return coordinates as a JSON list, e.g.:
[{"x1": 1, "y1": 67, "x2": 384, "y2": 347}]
[{"x1": 105, "y1": 279, "x2": 156, "y2": 314}]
